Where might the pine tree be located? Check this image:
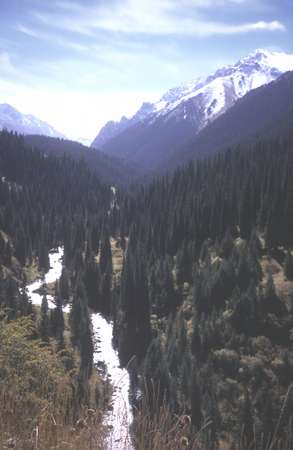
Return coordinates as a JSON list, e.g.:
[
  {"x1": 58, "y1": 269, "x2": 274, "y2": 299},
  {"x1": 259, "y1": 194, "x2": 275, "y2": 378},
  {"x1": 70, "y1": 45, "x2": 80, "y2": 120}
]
[
  {"x1": 100, "y1": 231, "x2": 113, "y2": 275},
  {"x1": 284, "y1": 252, "x2": 293, "y2": 281},
  {"x1": 241, "y1": 390, "x2": 254, "y2": 447},
  {"x1": 119, "y1": 244, "x2": 151, "y2": 360},
  {"x1": 237, "y1": 252, "x2": 251, "y2": 292},
  {"x1": 38, "y1": 242, "x2": 50, "y2": 272},
  {"x1": 70, "y1": 282, "x2": 87, "y2": 346},
  {"x1": 190, "y1": 371, "x2": 202, "y2": 431},
  {"x1": 84, "y1": 257, "x2": 101, "y2": 311},
  {"x1": 39, "y1": 294, "x2": 49, "y2": 342},
  {"x1": 239, "y1": 182, "x2": 252, "y2": 240},
  {"x1": 176, "y1": 241, "x2": 192, "y2": 286},
  {"x1": 59, "y1": 268, "x2": 70, "y2": 300},
  {"x1": 69, "y1": 280, "x2": 93, "y2": 378},
  {"x1": 51, "y1": 283, "x2": 64, "y2": 345},
  {"x1": 19, "y1": 283, "x2": 33, "y2": 316}
]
